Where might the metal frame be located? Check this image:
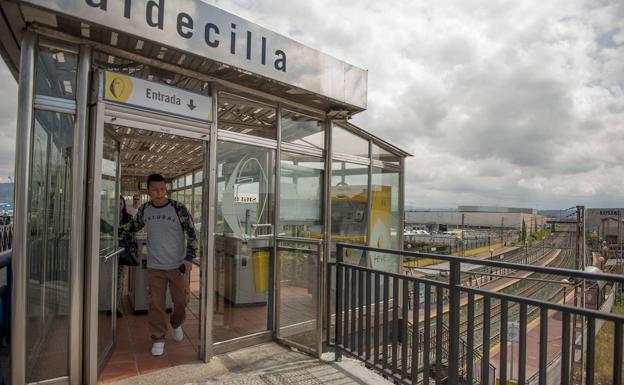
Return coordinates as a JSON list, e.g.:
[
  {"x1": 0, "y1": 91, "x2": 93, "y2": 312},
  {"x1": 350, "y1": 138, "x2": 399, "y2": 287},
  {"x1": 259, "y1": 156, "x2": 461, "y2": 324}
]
[
  {"x1": 83, "y1": 99, "x2": 105, "y2": 385},
  {"x1": 202, "y1": 83, "x2": 218, "y2": 361},
  {"x1": 11, "y1": 30, "x2": 37, "y2": 385},
  {"x1": 273, "y1": 103, "x2": 282, "y2": 340},
  {"x1": 335, "y1": 242, "x2": 624, "y2": 385},
  {"x1": 274, "y1": 236, "x2": 324, "y2": 357},
  {"x1": 68, "y1": 43, "x2": 92, "y2": 385}
]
